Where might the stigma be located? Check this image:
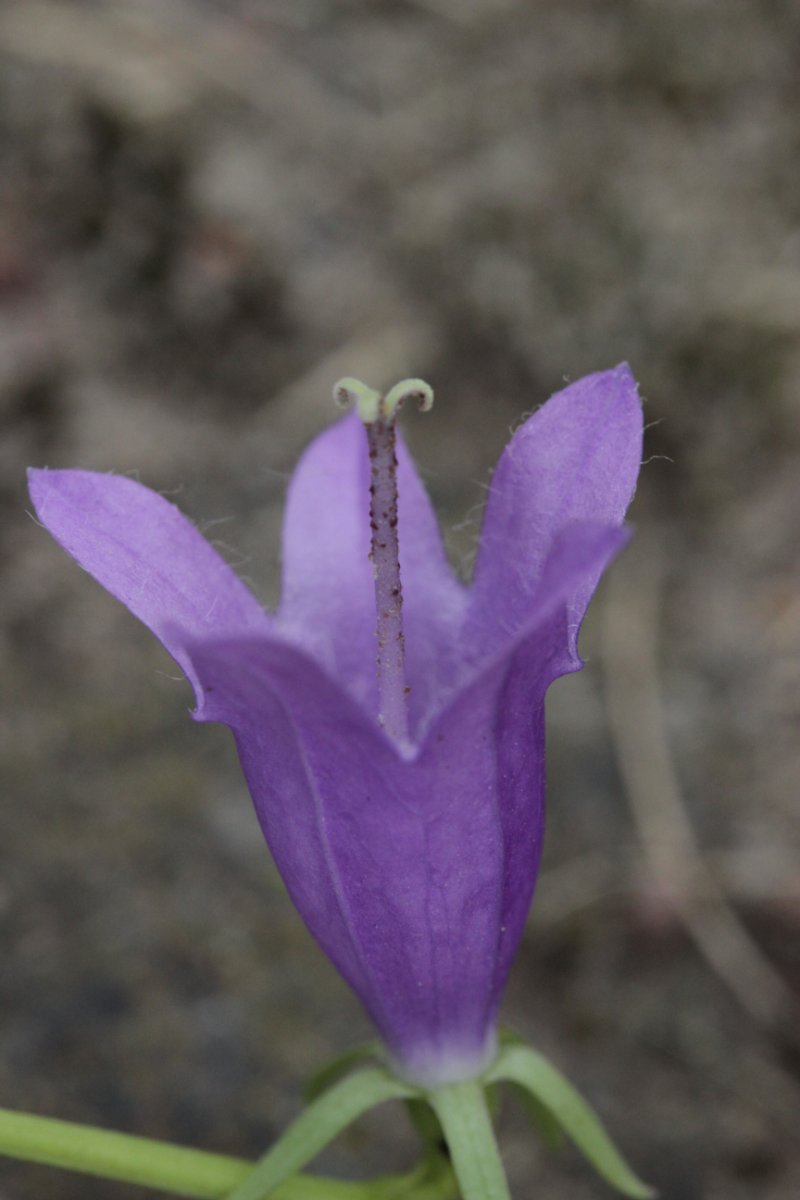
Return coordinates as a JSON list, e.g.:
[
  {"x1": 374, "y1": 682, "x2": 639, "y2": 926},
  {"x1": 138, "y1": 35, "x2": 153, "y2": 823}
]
[
  {"x1": 333, "y1": 377, "x2": 434, "y2": 743},
  {"x1": 334, "y1": 377, "x2": 434, "y2": 426}
]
